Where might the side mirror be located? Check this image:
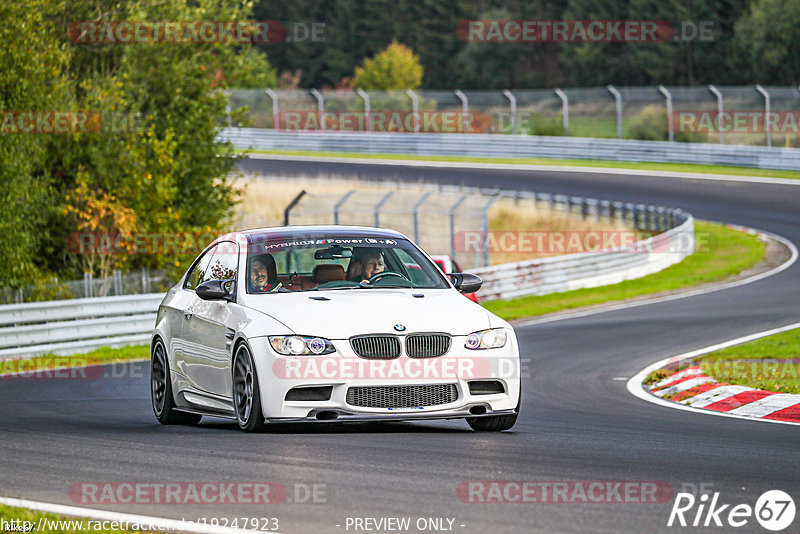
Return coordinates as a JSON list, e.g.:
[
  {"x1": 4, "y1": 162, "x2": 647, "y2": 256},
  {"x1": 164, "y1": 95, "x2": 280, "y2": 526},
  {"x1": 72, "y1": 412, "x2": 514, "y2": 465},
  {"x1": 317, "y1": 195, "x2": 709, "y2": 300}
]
[
  {"x1": 196, "y1": 279, "x2": 234, "y2": 301},
  {"x1": 446, "y1": 272, "x2": 482, "y2": 294}
]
